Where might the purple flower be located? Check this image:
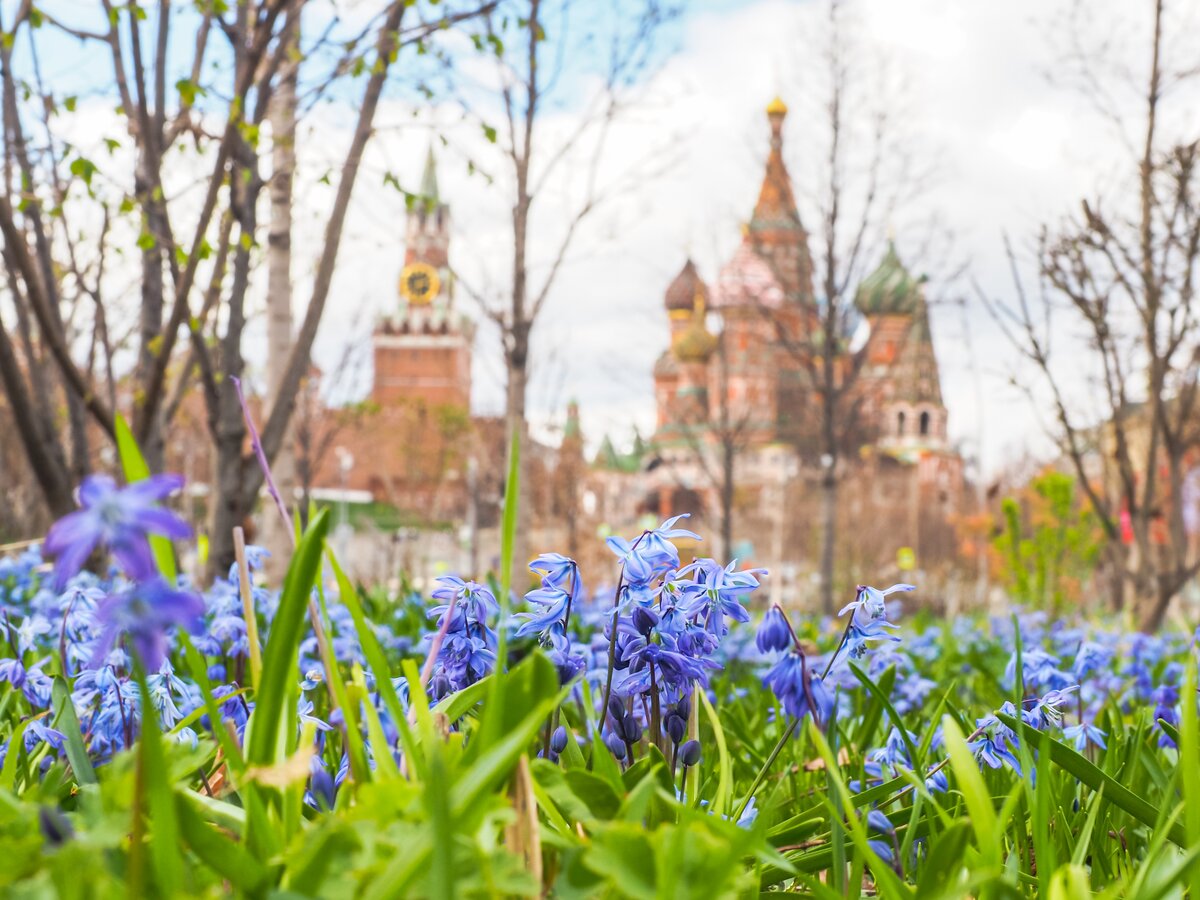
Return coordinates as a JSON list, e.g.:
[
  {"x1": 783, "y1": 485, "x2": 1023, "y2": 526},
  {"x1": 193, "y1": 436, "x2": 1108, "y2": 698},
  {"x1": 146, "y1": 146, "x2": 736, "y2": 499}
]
[
  {"x1": 528, "y1": 554, "x2": 579, "y2": 591},
  {"x1": 970, "y1": 736, "x2": 1021, "y2": 775},
  {"x1": 514, "y1": 582, "x2": 571, "y2": 639},
  {"x1": 44, "y1": 474, "x2": 190, "y2": 586},
  {"x1": 24, "y1": 718, "x2": 66, "y2": 753},
  {"x1": 606, "y1": 515, "x2": 700, "y2": 584},
  {"x1": 839, "y1": 584, "x2": 915, "y2": 620},
  {"x1": 91, "y1": 578, "x2": 205, "y2": 671},
  {"x1": 1063, "y1": 722, "x2": 1107, "y2": 751},
  {"x1": 756, "y1": 606, "x2": 792, "y2": 653},
  {"x1": 679, "y1": 559, "x2": 763, "y2": 635},
  {"x1": 429, "y1": 576, "x2": 498, "y2": 629},
  {"x1": 764, "y1": 651, "x2": 833, "y2": 724}
]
